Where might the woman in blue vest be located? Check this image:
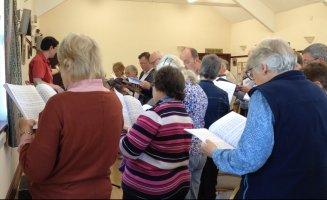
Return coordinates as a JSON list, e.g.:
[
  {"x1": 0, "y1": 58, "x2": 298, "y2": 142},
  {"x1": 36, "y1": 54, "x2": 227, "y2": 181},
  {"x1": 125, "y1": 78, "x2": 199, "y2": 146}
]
[{"x1": 201, "y1": 38, "x2": 327, "y2": 199}]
